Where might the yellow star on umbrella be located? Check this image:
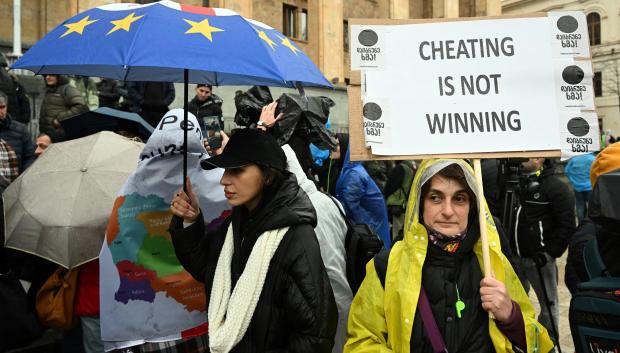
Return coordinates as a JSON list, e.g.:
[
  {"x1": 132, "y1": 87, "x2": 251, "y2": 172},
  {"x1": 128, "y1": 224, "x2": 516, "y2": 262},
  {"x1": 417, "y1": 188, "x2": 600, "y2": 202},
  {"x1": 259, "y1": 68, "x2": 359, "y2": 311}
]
[
  {"x1": 60, "y1": 16, "x2": 99, "y2": 38},
  {"x1": 257, "y1": 30, "x2": 277, "y2": 50},
  {"x1": 279, "y1": 36, "x2": 300, "y2": 55},
  {"x1": 107, "y1": 12, "x2": 144, "y2": 35},
  {"x1": 184, "y1": 18, "x2": 224, "y2": 42}
]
